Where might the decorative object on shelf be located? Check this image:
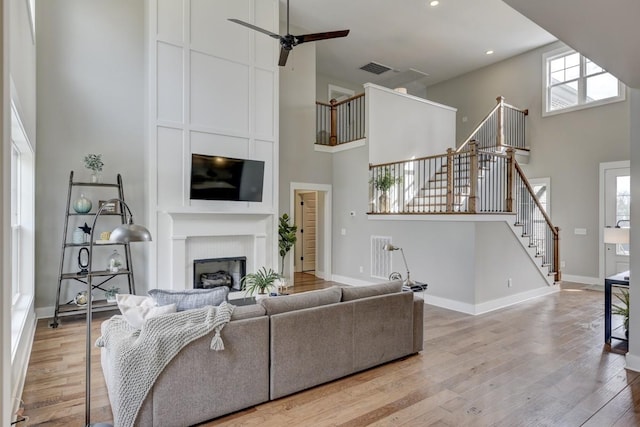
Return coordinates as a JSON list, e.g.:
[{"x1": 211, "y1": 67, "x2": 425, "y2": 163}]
[
  {"x1": 383, "y1": 243, "x2": 415, "y2": 289},
  {"x1": 80, "y1": 222, "x2": 92, "y2": 236},
  {"x1": 100, "y1": 231, "x2": 111, "y2": 241},
  {"x1": 84, "y1": 197, "x2": 152, "y2": 427},
  {"x1": 99, "y1": 199, "x2": 119, "y2": 214},
  {"x1": 105, "y1": 287, "x2": 120, "y2": 303},
  {"x1": 107, "y1": 249, "x2": 123, "y2": 272},
  {"x1": 78, "y1": 247, "x2": 89, "y2": 275},
  {"x1": 84, "y1": 153, "x2": 104, "y2": 183},
  {"x1": 72, "y1": 228, "x2": 85, "y2": 244},
  {"x1": 74, "y1": 291, "x2": 91, "y2": 307},
  {"x1": 370, "y1": 167, "x2": 401, "y2": 213},
  {"x1": 240, "y1": 266, "x2": 279, "y2": 301},
  {"x1": 73, "y1": 193, "x2": 92, "y2": 213},
  {"x1": 278, "y1": 213, "x2": 297, "y2": 277}
]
